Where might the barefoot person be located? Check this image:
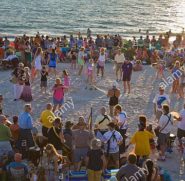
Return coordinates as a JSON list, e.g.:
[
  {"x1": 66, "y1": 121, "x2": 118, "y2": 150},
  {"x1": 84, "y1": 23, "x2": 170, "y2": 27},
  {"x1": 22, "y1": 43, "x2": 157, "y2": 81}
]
[
  {"x1": 122, "y1": 59, "x2": 133, "y2": 94},
  {"x1": 78, "y1": 47, "x2": 85, "y2": 76},
  {"x1": 48, "y1": 48, "x2": 58, "y2": 77},
  {"x1": 97, "y1": 48, "x2": 106, "y2": 78},
  {"x1": 114, "y1": 48, "x2": 125, "y2": 81}
]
